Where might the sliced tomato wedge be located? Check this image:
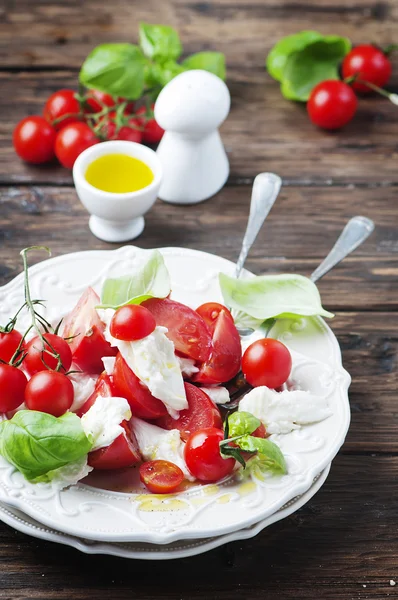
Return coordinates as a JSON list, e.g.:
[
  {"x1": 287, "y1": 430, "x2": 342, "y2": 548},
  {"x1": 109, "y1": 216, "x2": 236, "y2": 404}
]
[
  {"x1": 62, "y1": 287, "x2": 117, "y2": 374},
  {"x1": 142, "y1": 298, "x2": 212, "y2": 362},
  {"x1": 196, "y1": 302, "x2": 233, "y2": 331},
  {"x1": 112, "y1": 353, "x2": 168, "y2": 419},
  {"x1": 194, "y1": 309, "x2": 242, "y2": 385},
  {"x1": 139, "y1": 460, "x2": 184, "y2": 494},
  {"x1": 88, "y1": 421, "x2": 141, "y2": 470},
  {"x1": 156, "y1": 382, "x2": 222, "y2": 441},
  {"x1": 76, "y1": 372, "x2": 115, "y2": 417}
]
